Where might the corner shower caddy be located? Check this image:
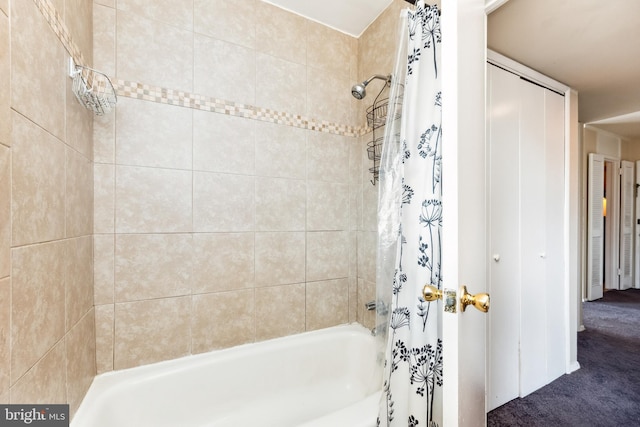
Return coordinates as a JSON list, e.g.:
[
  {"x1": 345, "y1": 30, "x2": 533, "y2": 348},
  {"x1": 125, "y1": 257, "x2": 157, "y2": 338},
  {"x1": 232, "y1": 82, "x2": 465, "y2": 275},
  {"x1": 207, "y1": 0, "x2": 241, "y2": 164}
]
[
  {"x1": 365, "y1": 87, "x2": 401, "y2": 185},
  {"x1": 69, "y1": 59, "x2": 117, "y2": 116}
]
